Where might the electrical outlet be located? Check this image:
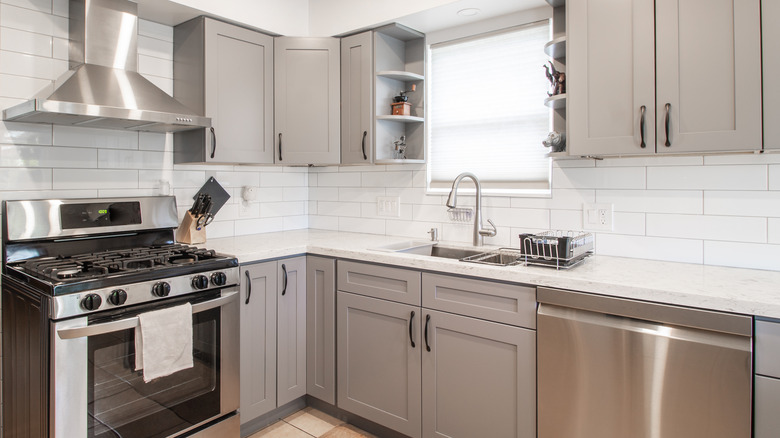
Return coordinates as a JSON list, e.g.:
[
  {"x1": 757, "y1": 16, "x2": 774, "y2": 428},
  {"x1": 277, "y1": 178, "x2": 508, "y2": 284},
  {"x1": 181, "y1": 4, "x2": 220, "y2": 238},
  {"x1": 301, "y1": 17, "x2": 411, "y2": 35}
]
[
  {"x1": 583, "y1": 203, "x2": 613, "y2": 231},
  {"x1": 377, "y1": 196, "x2": 401, "y2": 217}
]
